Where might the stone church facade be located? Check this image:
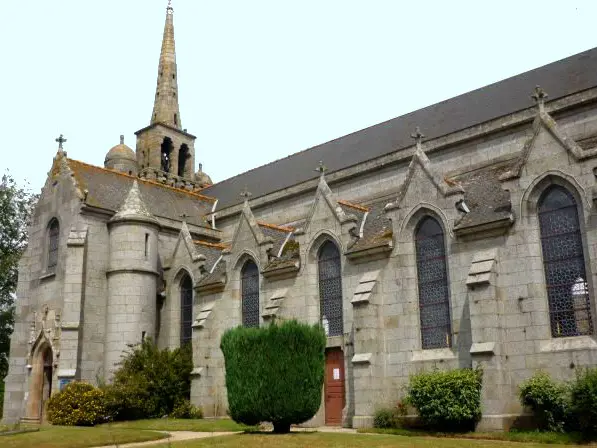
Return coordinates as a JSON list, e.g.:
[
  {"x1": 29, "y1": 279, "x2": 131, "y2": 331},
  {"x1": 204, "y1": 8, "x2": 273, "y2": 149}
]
[{"x1": 7, "y1": 2, "x2": 597, "y2": 430}]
